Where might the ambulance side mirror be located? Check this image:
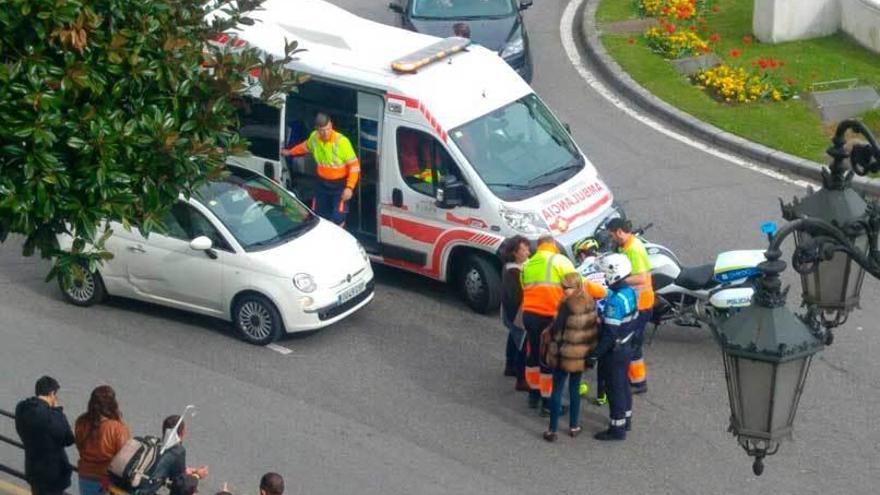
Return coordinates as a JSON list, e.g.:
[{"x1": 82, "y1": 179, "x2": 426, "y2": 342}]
[{"x1": 519, "y1": 0, "x2": 533, "y2": 10}]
